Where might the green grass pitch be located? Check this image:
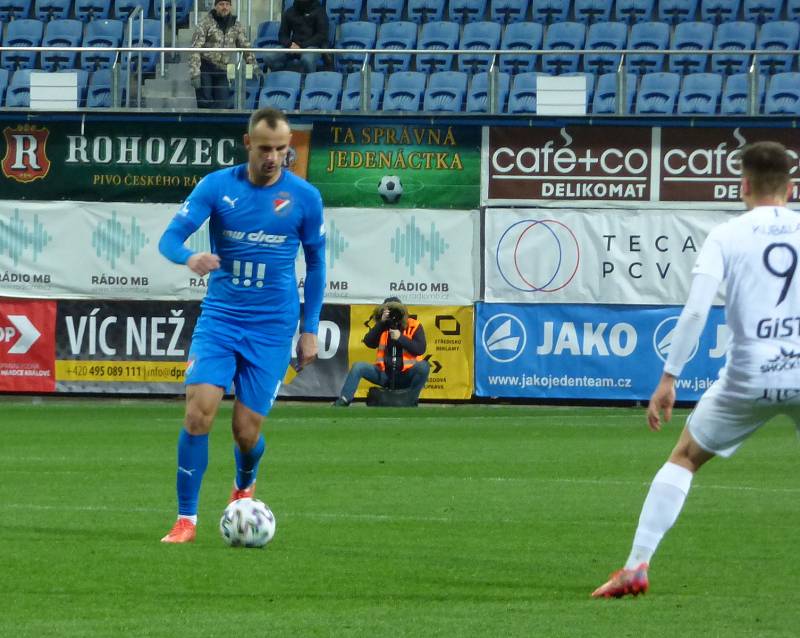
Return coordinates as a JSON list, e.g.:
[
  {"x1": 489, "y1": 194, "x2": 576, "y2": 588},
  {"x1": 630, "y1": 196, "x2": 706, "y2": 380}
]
[{"x1": 1, "y1": 400, "x2": 799, "y2": 637}]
